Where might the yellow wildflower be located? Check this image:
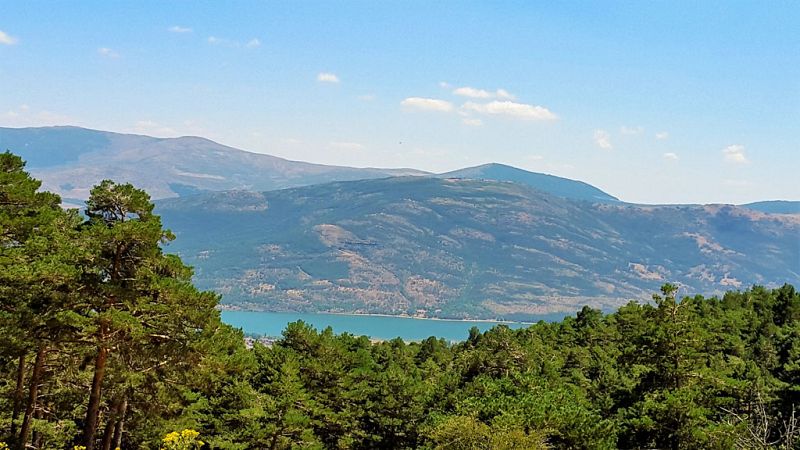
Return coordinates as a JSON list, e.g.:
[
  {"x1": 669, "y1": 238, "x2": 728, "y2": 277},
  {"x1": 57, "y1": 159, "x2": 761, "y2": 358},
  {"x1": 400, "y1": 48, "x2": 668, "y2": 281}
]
[{"x1": 161, "y1": 429, "x2": 203, "y2": 450}]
